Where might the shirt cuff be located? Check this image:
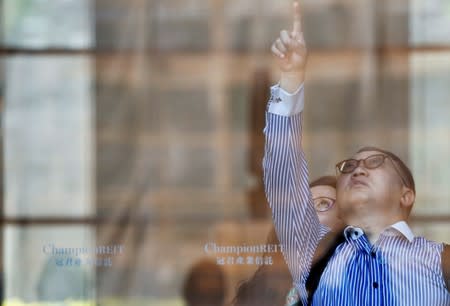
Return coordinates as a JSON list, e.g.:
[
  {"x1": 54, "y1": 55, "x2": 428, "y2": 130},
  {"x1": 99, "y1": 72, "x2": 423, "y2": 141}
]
[{"x1": 267, "y1": 83, "x2": 304, "y2": 116}]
